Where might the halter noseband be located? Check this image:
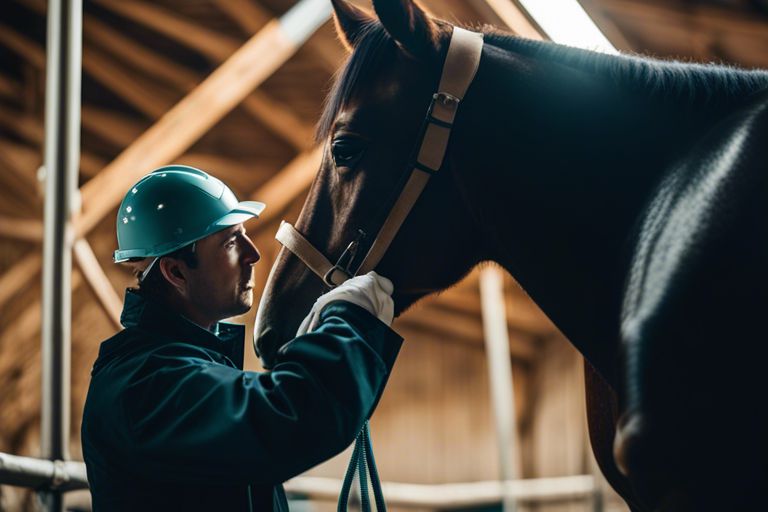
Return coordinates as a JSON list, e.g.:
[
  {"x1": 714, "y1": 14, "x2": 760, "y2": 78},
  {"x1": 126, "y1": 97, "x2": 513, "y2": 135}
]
[{"x1": 275, "y1": 27, "x2": 484, "y2": 288}]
